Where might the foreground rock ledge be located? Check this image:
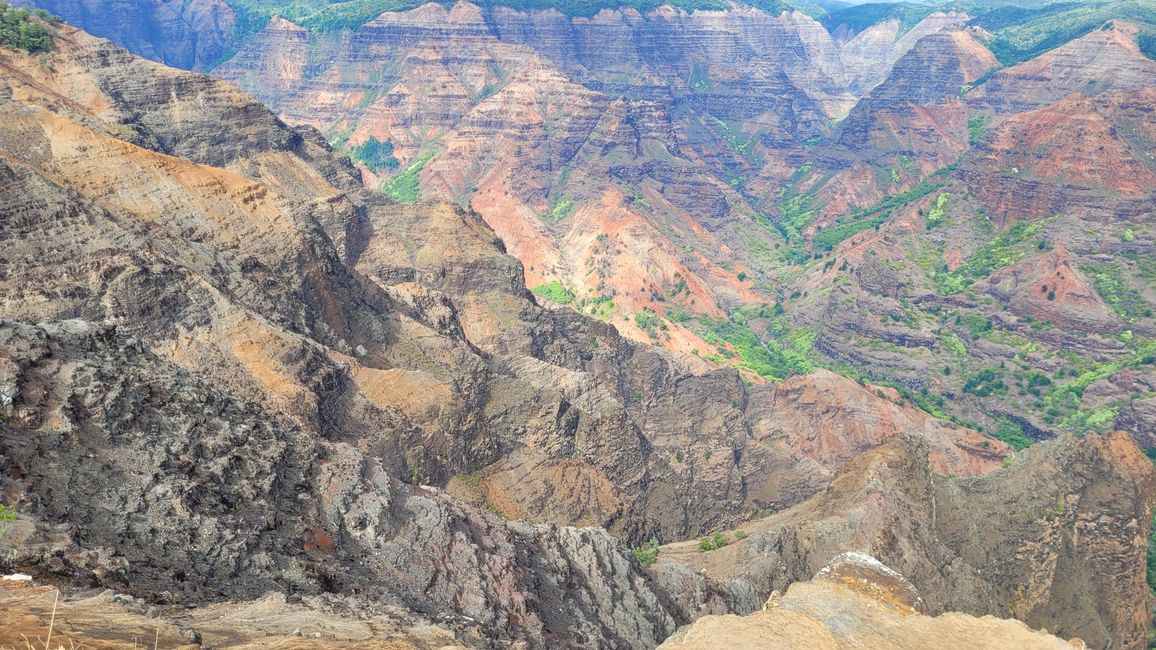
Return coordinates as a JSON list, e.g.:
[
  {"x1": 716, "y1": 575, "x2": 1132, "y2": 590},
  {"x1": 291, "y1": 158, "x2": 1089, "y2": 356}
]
[{"x1": 659, "y1": 552, "x2": 1086, "y2": 650}]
